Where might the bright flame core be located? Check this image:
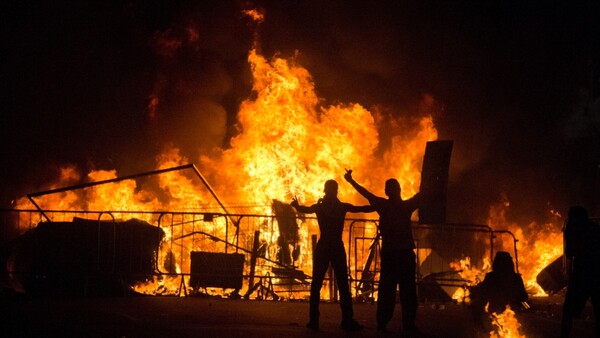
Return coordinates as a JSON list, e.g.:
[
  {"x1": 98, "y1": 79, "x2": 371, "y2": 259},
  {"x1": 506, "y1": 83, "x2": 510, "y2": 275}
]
[
  {"x1": 206, "y1": 49, "x2": 381, "y2": 204},
  {"x1": 489, "y1": 305, "x2": 526, "y2": 338}
]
